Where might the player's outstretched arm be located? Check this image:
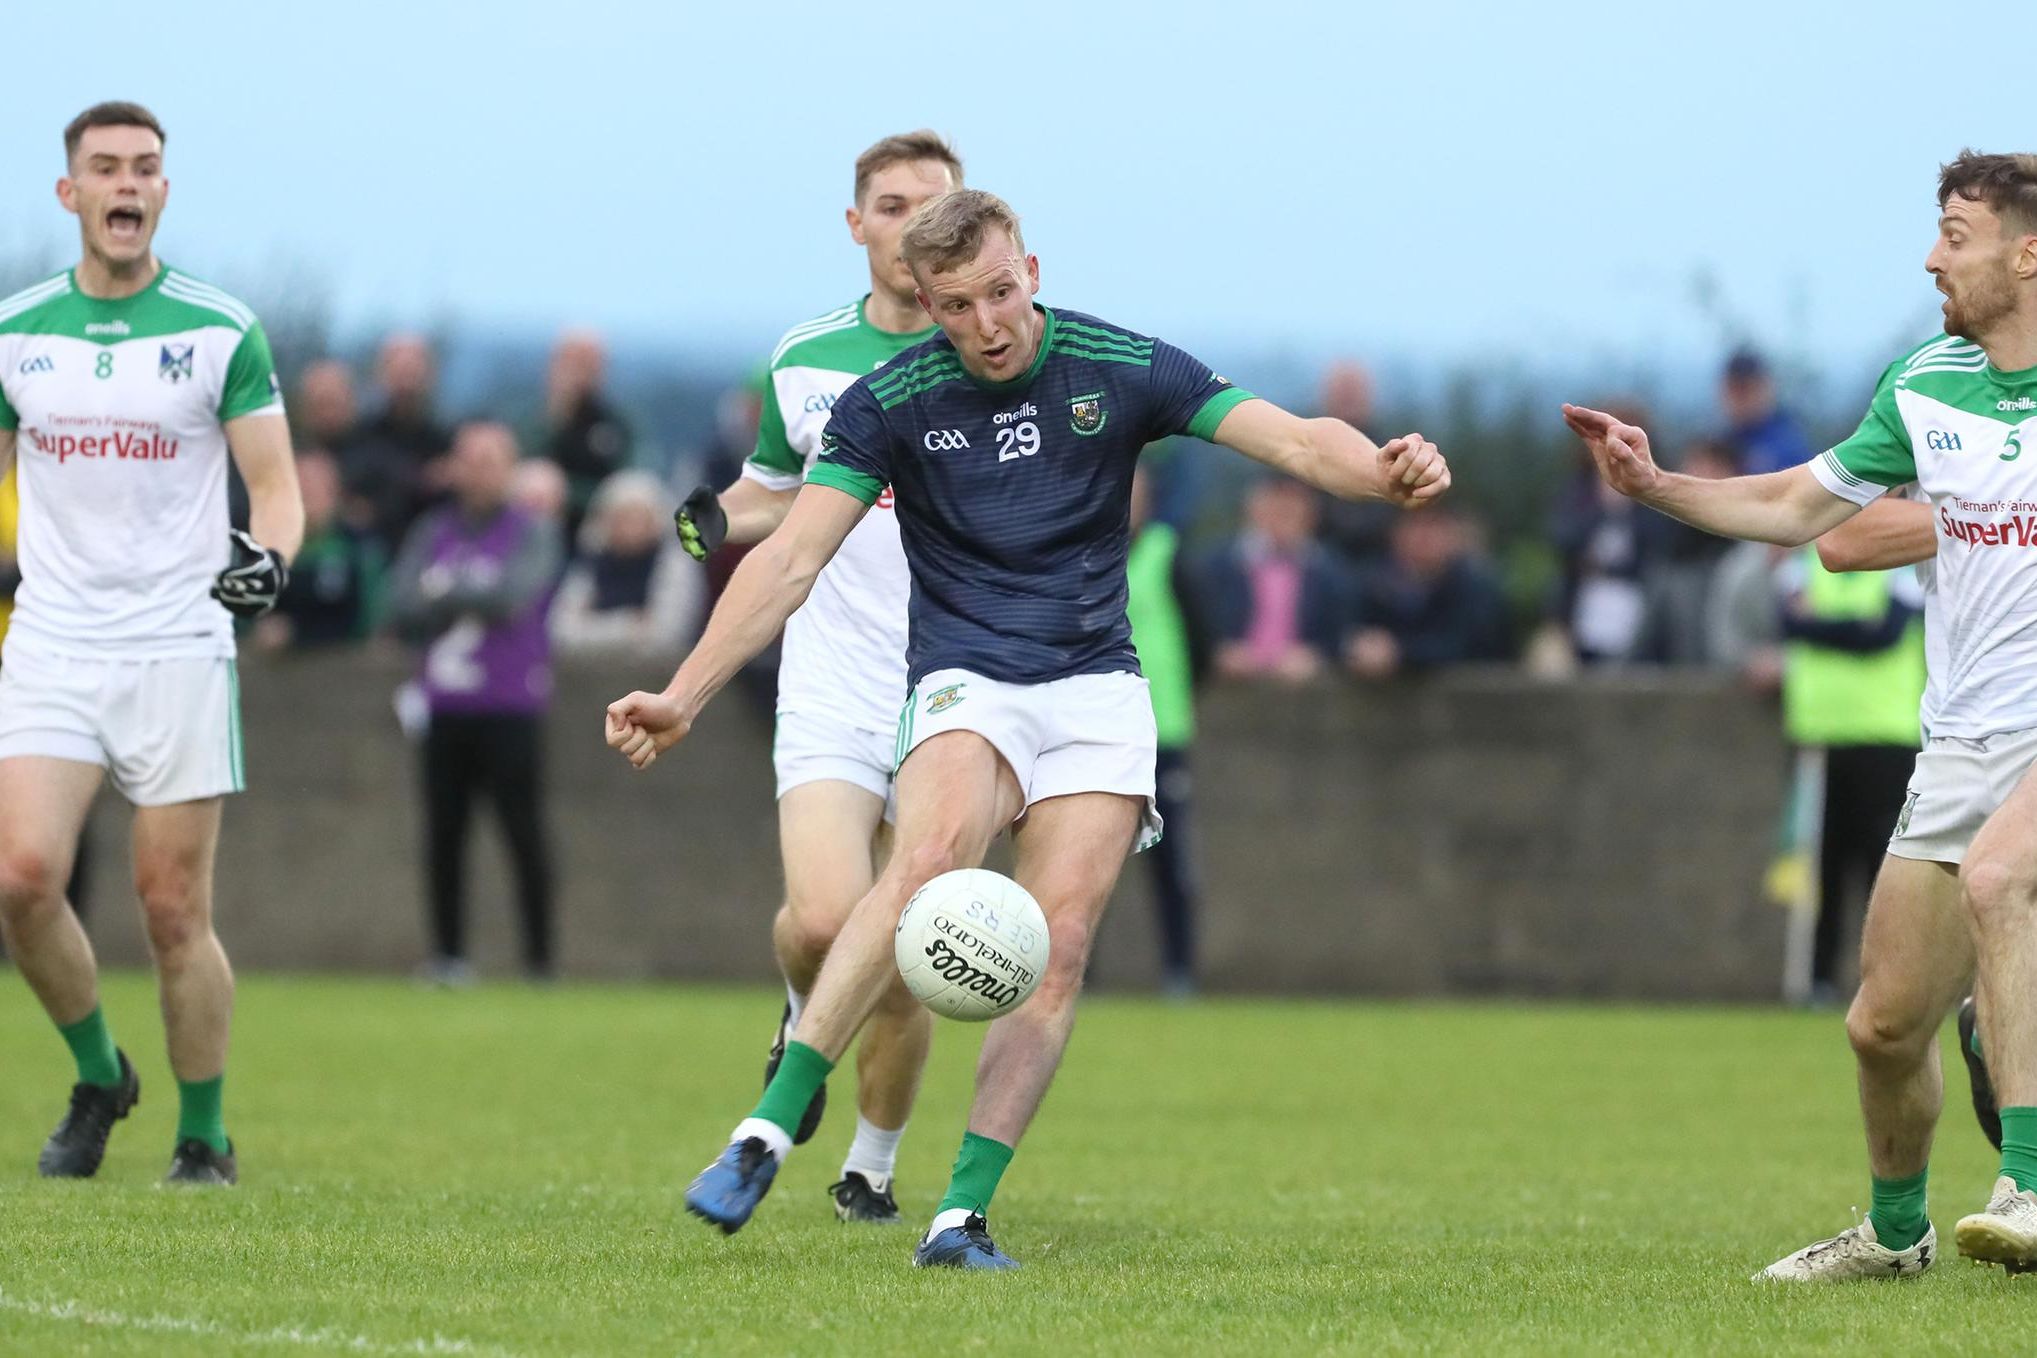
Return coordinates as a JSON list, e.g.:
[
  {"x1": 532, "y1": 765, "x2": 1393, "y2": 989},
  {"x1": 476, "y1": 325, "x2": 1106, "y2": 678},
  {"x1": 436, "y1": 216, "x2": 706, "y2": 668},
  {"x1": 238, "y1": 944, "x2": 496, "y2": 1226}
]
[
  {"x1": 608, "y1": 483, "x2": 866, "y2": 770},
  {"x1": 1816, "y1": 493, "x2": 1934, "y2": 573},
  {"x1": 675, "y1": 477, "x2": 799, "y2": 561},
  {"x1": 1561, "y1": 404, "x2": 1857, "y2": 546},
  {"x1": 1203, "y1": 399, "x2": 1449, "y2": 507}
]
